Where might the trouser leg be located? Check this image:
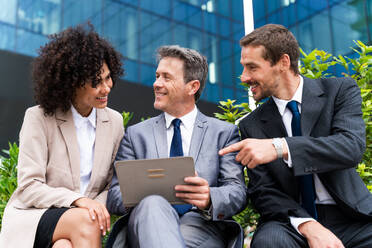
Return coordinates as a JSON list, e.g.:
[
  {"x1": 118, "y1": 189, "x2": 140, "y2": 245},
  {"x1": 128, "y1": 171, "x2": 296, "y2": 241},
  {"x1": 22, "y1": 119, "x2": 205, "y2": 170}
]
[
  {"x1": 180, "y1": 211, "x2": 227, "y2": 248},
  {"x1": 250, "y1": 220, "x2": 309, "y2": 248},
  {"x1": 317, "y1": 205, "x2": 372, "y2": 248},
  {"x1": 127, "y1": 195, "x2": 185, "y2": 248}
]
